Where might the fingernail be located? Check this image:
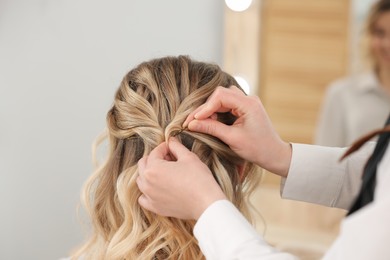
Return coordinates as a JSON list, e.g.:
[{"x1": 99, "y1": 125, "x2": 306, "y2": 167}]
[
  {"x1": 183, "y1": 119, "x2": 190, "y2": 128},
  {"x1": 169, "y1": 136, "x2": 177, "y2": 142}
]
